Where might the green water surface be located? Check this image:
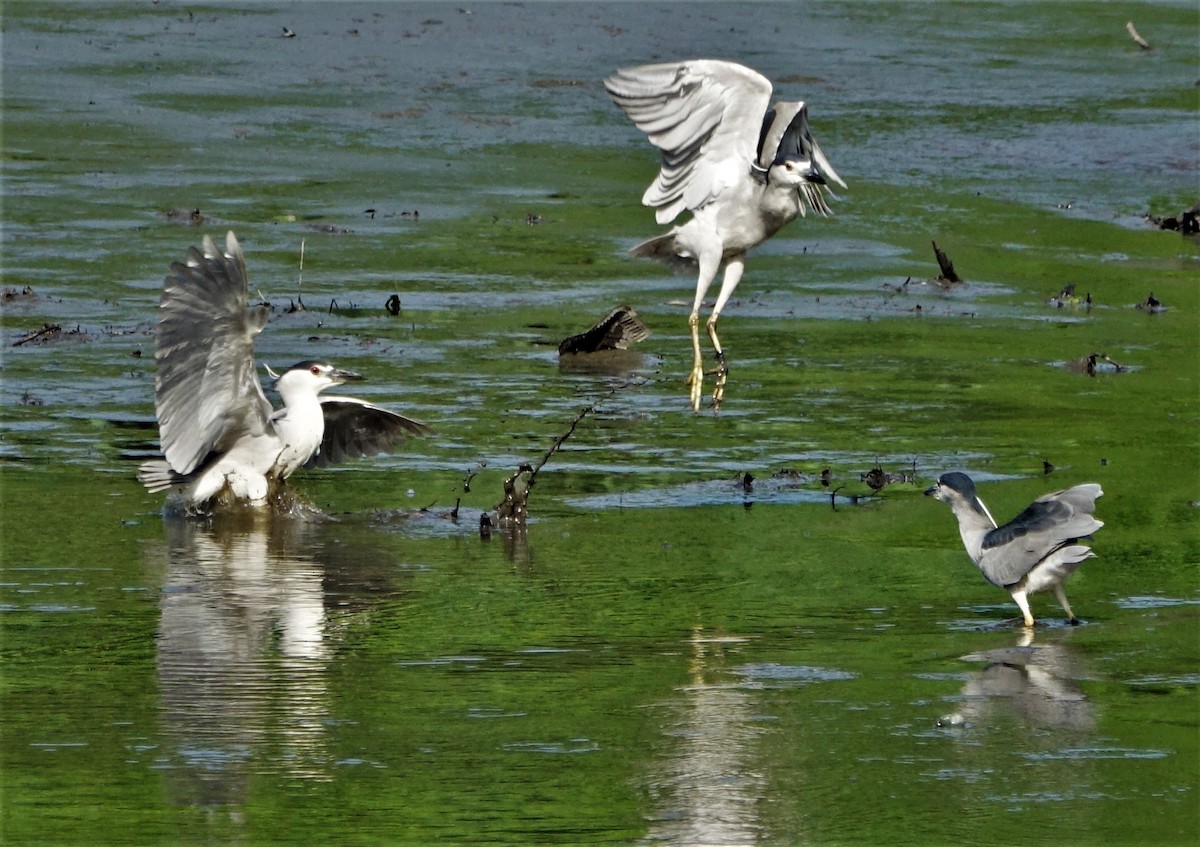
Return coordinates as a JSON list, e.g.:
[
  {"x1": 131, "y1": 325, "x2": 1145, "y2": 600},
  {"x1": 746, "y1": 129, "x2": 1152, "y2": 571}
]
[{"x1": 2, "y1": 2, "x2": 1197, "y2": 845}]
